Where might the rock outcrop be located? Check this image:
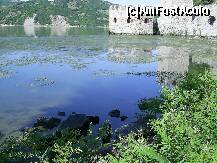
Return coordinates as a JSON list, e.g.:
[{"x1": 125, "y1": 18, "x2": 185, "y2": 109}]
[
  {"x1": 59, "y1": 114, "x2": 99, "y2": 135},
  {"x1": 50, "y1": 15, "x2": 70, "y2": 36},
  {"x1": 23, "y1": 15, "x2": 36, "y2": 36}
]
